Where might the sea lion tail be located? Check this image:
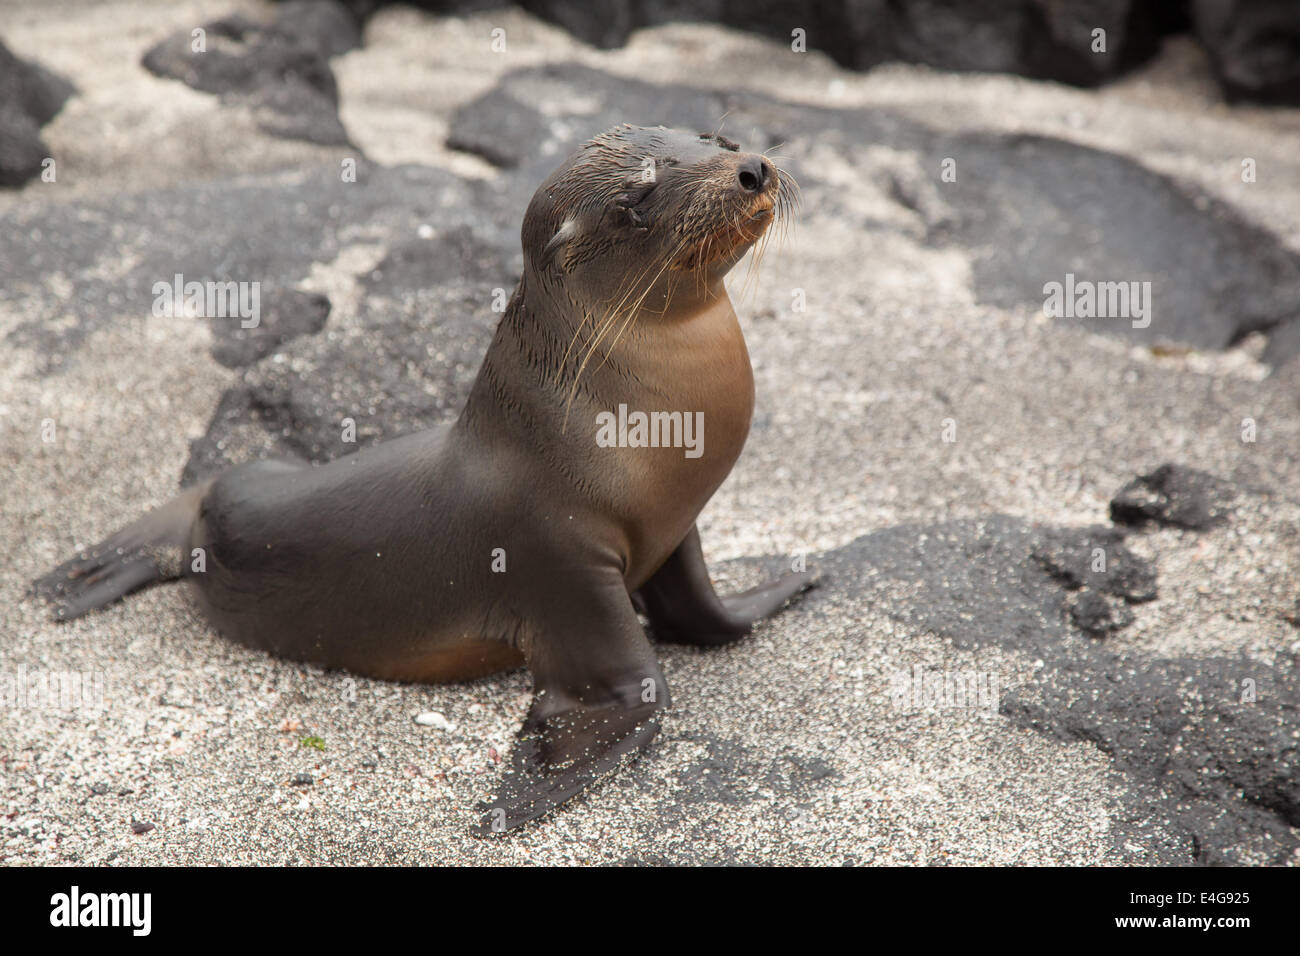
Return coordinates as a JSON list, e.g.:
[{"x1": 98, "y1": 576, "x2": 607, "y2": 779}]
[{"x1": 33, "y1": 479, "x2": 215, "y2": 621}]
